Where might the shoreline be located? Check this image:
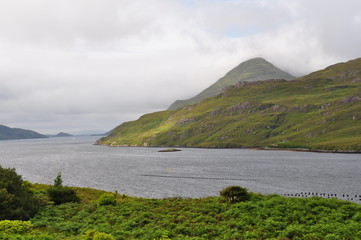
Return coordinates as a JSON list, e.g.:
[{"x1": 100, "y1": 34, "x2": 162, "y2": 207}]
[
  {"x1": 95, "y1": 142, "x2": 361, "y2": 154},
  {"x1": 252, "y1": 147, "x2": 361, "y2": 154}
]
